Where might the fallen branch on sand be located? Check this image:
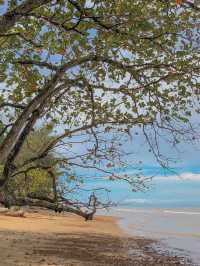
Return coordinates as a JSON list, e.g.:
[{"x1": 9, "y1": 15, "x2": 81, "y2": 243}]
[
  {"x1": 0, "y1": 193, "x2": 97, "y2": 221},
  {"x1": 0, "y1": 207, "x2": 25, "y2": 217}
]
